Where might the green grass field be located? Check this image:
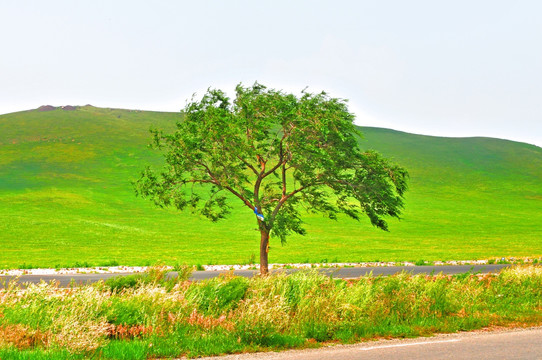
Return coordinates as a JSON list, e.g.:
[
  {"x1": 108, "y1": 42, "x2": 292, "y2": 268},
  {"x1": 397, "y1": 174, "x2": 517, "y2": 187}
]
[{"x1": 1, "y1": 106, "x2": 541, "y2": 268}]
